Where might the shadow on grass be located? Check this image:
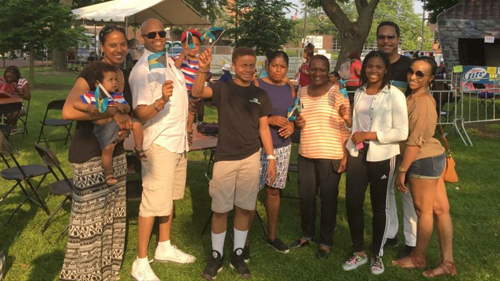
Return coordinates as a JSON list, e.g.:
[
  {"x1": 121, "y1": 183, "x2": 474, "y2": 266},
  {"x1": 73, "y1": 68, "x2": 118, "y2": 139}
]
[{"x1": 28, "y1": 249, "x2": 64, "y2": 280}]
